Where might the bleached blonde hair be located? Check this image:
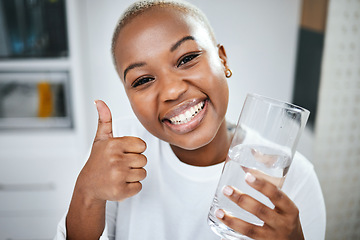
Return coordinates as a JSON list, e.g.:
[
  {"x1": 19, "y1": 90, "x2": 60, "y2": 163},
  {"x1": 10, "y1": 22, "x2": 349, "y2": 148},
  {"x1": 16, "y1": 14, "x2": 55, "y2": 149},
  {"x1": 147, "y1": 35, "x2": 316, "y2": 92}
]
[{"x1": 111, "y1": 0, "x2": 217, "y2": 67}]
